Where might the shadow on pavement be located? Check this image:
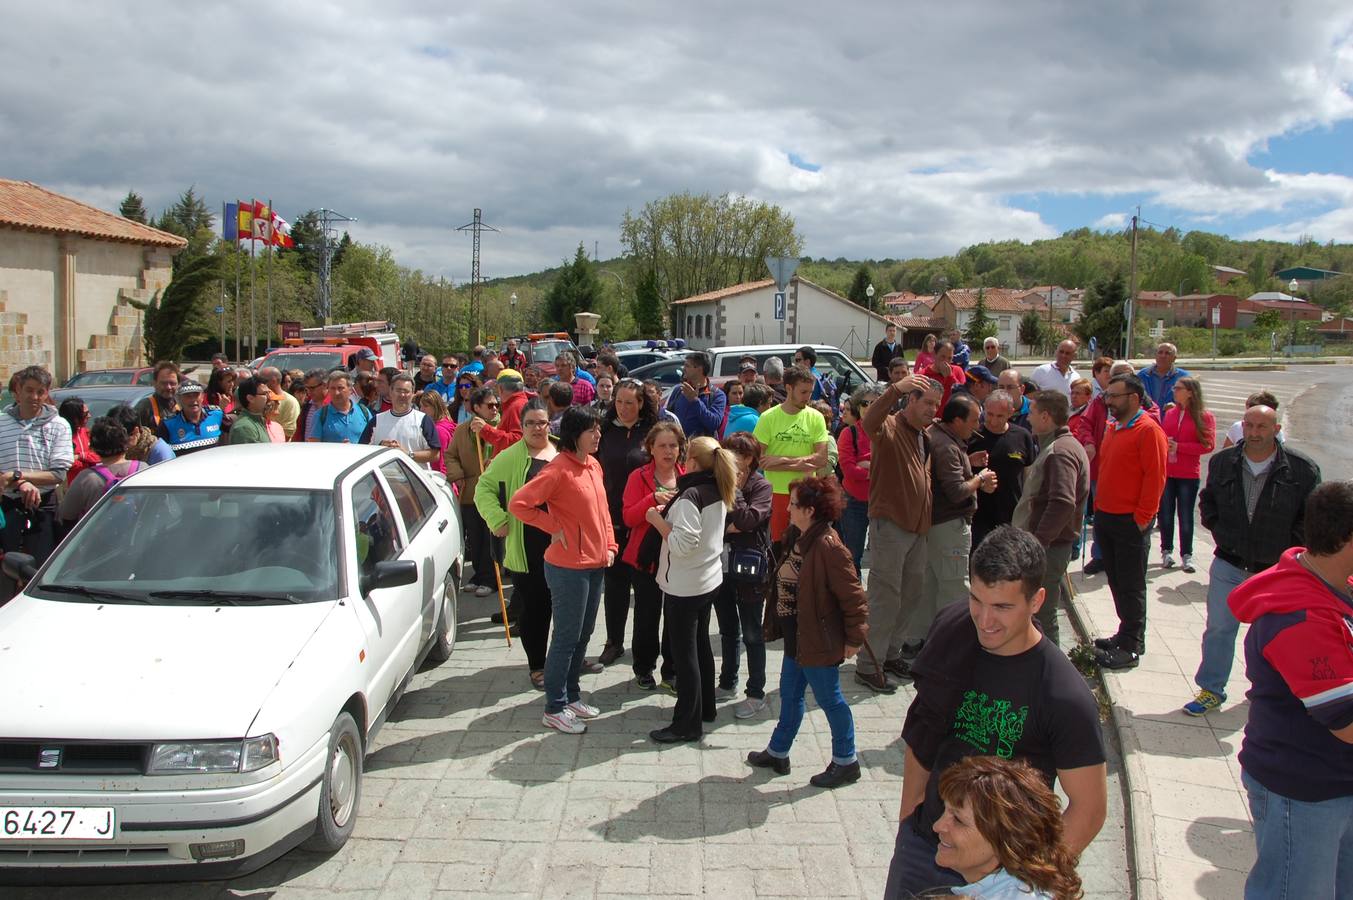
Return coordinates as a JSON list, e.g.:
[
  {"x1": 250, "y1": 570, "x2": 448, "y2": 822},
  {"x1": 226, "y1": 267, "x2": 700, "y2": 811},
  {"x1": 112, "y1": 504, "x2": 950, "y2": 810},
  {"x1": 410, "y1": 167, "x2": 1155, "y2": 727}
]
[{"x1": 593, "y1": 774, "x2": 822, "y2": 841}]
